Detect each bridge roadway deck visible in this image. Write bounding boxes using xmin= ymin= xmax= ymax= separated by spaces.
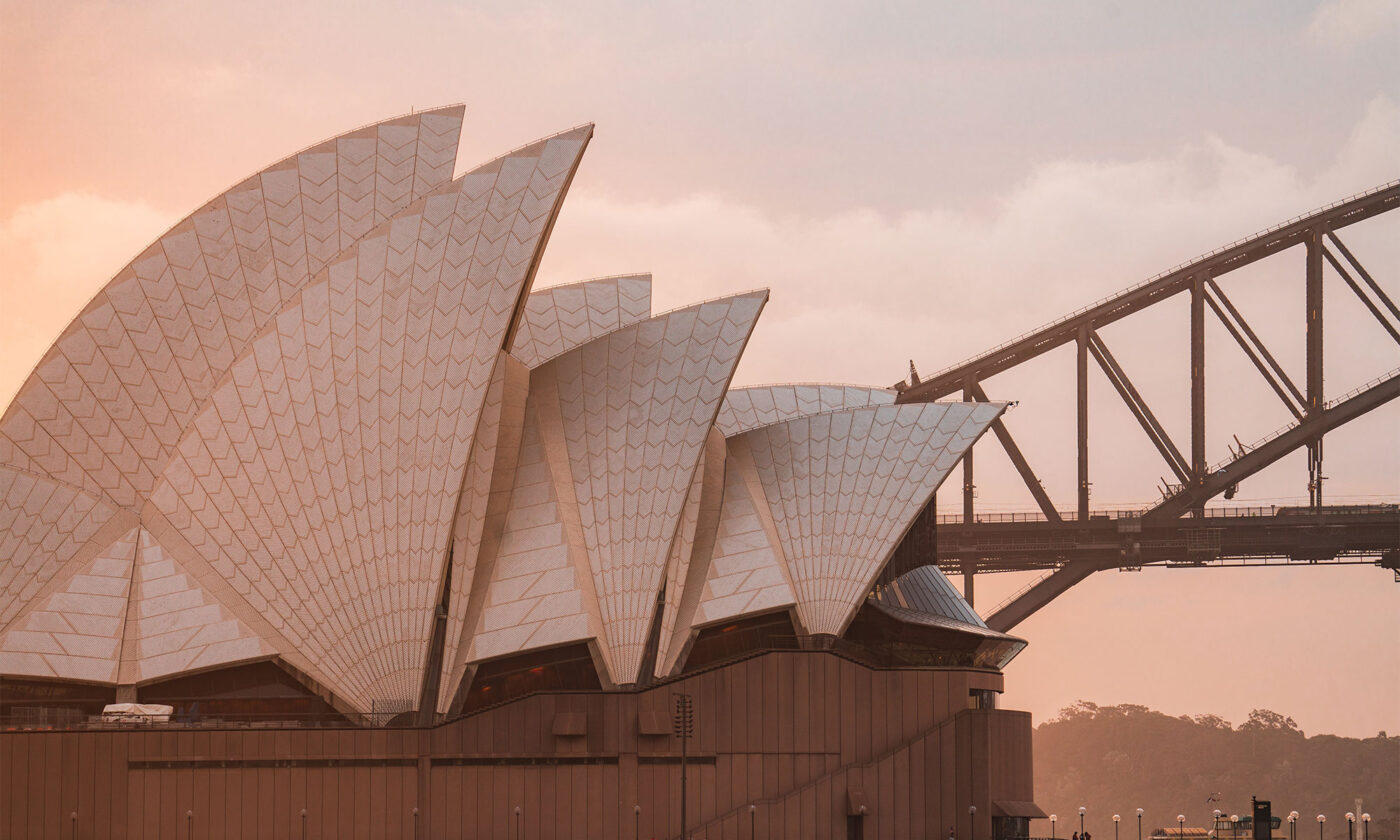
xmin=932 ymin=504 xmax=1400 ymax=575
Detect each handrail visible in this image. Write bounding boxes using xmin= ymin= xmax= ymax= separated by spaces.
xmin=936 ymin=503 xmax=1398 ymax=525
xmin=1199 ymin=368 xmax=1400 ymax=475
xmin=987 ymin=570 xmax=1058 ymax=617
xmin=913 ymin=180 xmax=1400 ymax=389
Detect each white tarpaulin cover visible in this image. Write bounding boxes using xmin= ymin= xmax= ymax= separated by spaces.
xmin=101 ymin=703 xmax=173 ymax=721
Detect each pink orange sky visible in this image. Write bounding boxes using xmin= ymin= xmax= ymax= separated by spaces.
xmin=1 ymin=0 xmax=1397 ymax=737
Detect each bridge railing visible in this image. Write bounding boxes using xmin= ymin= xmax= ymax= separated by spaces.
xmin=915 ymin=180 xmax=1400 ymax=388
xmin=936 ymin=503 xmax=1398 ymax=525
xmin=1198 ymin=367 xmax=1400 ymax=475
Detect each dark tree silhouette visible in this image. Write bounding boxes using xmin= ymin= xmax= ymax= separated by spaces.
xmin=1035 ymin=703 xmax=1396 ymax=840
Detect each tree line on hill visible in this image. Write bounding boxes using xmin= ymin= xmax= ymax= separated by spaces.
xmin=1033 ymin=702 xmax=1397 ymax=840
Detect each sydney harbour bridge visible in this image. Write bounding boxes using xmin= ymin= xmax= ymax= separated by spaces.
xmin=894 ymin=180 xmax=1400 ymax=632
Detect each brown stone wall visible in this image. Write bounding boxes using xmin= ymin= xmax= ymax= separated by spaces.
xmin=0 ymin=651 xmax=1034 ymax=839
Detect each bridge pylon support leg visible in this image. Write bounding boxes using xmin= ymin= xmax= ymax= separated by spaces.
xmin=1307 ymin=227 xmax=1325 ymax=508
xmin=1077 ymin=327 xmax=1090 ymax=522
xmin=1191 ymin=274 xmax=1206 ymax=517
xmin=963 ymin=376 xmax=977 ymax=607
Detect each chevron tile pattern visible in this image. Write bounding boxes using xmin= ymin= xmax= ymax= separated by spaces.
xmin=436 ymin=353 xmax=532 ymax=712
xmin=538 ymin=292 xmax=766 ymax=683
xmin=0 ymin=466 xmax=119 ymax=628
xmin=739 ymin=402 xmax=1003 ymax=636
xmin=464 ymin=396 xmax=596 ymax=668
xmin=0 ymin=108 xmax=465 ymax=518
xmin=653 ymin=433 xmax=709 ymax=673
xmin=692 ymin=439 xmax=797 ymax=628
xmin=655 ymin=427 xmax=728 ymax=678
xmin=0 ymin=526 xmax=136 ymax=682
xmin=120 ymin=529 xmax=270 ymax=683
xmin=715 ymin=384 xmax=895 ymax=437
xmin=0 ymin=111 xmax=1013 ymax=723
xmin=144 ymin=126 xmax=592 ymax=712
xmin=510 ymin=274 xmax=653 ymax=368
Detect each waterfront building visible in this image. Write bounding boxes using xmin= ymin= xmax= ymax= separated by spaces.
xmin=0 ymin=106 xmax=1040 ymax=839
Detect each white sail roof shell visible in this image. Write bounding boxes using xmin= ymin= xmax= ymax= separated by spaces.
xmin=693 ymin=402 xmax=1004 ymax=637
xmin=510 ymin=274 xmax=653 ymax=368
xmin=0 ymin=111 xmax=1006 ymax=719
xmin=716 ymin=384 xmax=895 ymax=437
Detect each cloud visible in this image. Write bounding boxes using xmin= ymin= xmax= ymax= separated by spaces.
xmin=0 ymin=193 xmax=173 ymax=406
xmin=539 ymin=97 xmax=1399 ymax=387
xmin=3 ymin=98 xmax=1395 ymax=502
xmin=1307 ymin=0 xmax=1400 ymax=47
xmin=538 ymin=96 xmax=1400 ymax=506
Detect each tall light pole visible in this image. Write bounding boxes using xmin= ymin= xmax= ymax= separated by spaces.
xmin=1346 ymin=813 xmax=1355 ymax=840
xmin=1317 ymin=814 xmax=1326 ymax=840
xmin=1115 ymin=814 xmax=1122 ymax=840
xmin=1082 ymin=807 xmax=1088 ymax=838
xmin=1179 ymin=814 xmax=1186 ymax=840
xmin=1215 ymin=810 xmax=1224 ymax=838
xmin=634 ymin=804 xmax=641 ymax=840
xmin=749 ymin=804 xmax=757 ymax=840
xmin=1053 ymin=814 xmax=1059 ymax=840
xmin=1290 ymin=812 xmax=1299 ymax=840
xmin=1138 ymin=809 xmax=1144 ymax=840
xmin=673 ymin=693 xmax=694 ymax=840
xmin=1361 ymin=814 xmax=1370 ymax=840
xmin=1232 ymin=815 xmax=1240 ymax=840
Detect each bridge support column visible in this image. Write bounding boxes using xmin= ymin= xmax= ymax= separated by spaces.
xmin=1191 ymin=273 xmax=1206 ymax=517
xmin=963 ymin=376 xmax=977 ymax=607
xmin=1077 ymin=327 xmax=1090 ymax=521
xmin=1307 ymin=227 xmax=1325 ymax=507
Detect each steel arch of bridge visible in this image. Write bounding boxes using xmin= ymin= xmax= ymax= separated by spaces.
xmin=895 ymin=180 xmax=1400 ymax=632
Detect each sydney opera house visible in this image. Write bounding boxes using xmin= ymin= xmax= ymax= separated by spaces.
xmin=0 ymin=106 xmax=1041 ymax=838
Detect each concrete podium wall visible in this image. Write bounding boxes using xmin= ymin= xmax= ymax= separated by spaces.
xmin=1 ymin=650 xmax=1034 ymax=839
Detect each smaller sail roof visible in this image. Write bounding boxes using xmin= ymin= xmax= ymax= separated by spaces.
xmin=876 ymin=563 xmax=985 ymax=627
xmin=716 ymin=383 xmax=895 ymax=437
xmin=510 ymin=274 xmax=653 ymax=367
xmin=731 ymin=401 xmax=1004 ymax=636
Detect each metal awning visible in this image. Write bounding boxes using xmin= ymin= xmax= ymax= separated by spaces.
xmin=993 ymin=801 xmax=1049 ymax=818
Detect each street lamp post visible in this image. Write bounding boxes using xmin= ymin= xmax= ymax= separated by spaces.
xmin=1361 ymin=815 xmax=1370 ymax=840
xmin=1346 ymin=814 xmax=1355 ymax=840
xmin=1053 ymin=814 xmax=1059 ymax=840
xmin=1138 ymin=809 xmax=1144 ymax=840
xmin=673 ymin=693 xmax=694 ymax=840
xmin=1082 ymin=807 xmax=1088 ymax=838
xmin=1232 ymin=815 xmax=1240 ymax=840
xmin=634 ymin=805 xmax=641 ymax=840
xmin=971 ymin=805 xmax=978 ymax=840
xmin=1179 ymin=815 xmax=1187 ymax=840
xmin=1215 ymin=810 xmax=1223 ymax=838
xmin=1290 ymin=812 xmax=1299 ymax=840
xmin=1318 ymin=814 xmax=1326 ymax=840
xmin=1115 ymin=814 xmax=1122 ymax=840
xmin=514 ymin=806 xmax=522 ymax=840
xmin=750 ymin=804 xmax=757 ymax=840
